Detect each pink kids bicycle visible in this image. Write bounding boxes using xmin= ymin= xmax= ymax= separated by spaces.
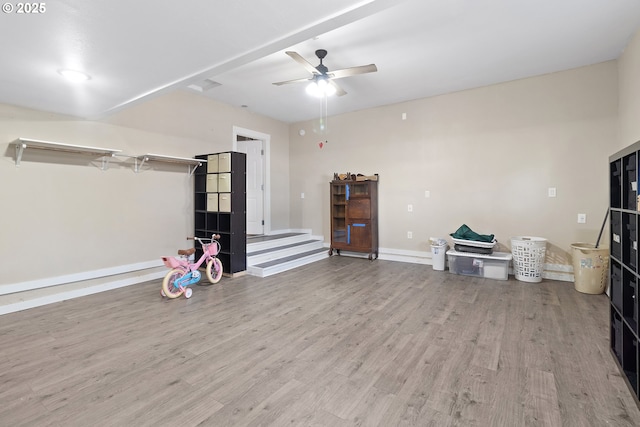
xmin=160 ymin=234 xmax=223 ymax=299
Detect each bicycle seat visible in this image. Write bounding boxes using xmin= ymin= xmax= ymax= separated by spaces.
xmin=178 ymin=248 xmax=196 ymax=256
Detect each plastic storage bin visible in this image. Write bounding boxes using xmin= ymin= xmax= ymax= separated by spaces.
xmin=446 ymin=249 xmax=512 ymax=280
xmin=511 ymin=236 xmax=547 ymax=283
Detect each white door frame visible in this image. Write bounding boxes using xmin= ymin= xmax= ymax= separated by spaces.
xmin=232 ymin=126 xmax=271 ymax=235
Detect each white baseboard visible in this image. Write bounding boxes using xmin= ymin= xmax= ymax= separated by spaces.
xmin=0 ymin=269 xmax=166 ymax=316
xmin=1 ymin=259 xmax=164 ymax=296
xmin=378 ymin=247 xmax=431 ymax=264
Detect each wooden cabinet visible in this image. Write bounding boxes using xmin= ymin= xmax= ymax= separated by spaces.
xmin=329 ymin=178 xmax=378 ymax=260
xmin=194 ymin=151 xmax=246 ymax=275
xmin=610 ymin=142 xmax=640 ymax=405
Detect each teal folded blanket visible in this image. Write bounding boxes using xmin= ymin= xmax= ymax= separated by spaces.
xmin=450 ymin=224 xmax=495 ymax=243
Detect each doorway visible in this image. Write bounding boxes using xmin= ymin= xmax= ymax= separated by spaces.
xmin=233 ymin=126 xmax=270 ymax=235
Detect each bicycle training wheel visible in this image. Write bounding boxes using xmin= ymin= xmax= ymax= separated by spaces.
xmin=162 ymin=268 xmax=186 ymax=299
xmin=206 ymin=258 xmax=223 ymax=284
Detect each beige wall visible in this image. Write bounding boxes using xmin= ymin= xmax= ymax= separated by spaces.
xmin=619 ymin=29 xmax=640 ymax=149
xmin=104 ymin=91 xmax=292 ymax=232
xmin=0 ymin=92 xmax=289 ymax=285
xmin=4 ymin=33 xmax=639 ymax=287
xmin=289 ymin=61 xmax=620 ymax=264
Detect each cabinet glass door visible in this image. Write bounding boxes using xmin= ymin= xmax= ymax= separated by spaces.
xmin=348 ymin=182 xmax=370 ymax=198
xmin=332 ymin=184 xmax=347 ymax=243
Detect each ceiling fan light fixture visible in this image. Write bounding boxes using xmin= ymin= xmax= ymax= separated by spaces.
xmin=306 ymin=77 xmax=336 ymax=98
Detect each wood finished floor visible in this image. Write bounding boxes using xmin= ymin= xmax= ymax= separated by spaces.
xmin=1 ymin=257 xmax=639 ymax=426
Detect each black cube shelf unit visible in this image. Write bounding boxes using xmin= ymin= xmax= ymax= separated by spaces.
xmin=194 ymin=151 xmax=246 ymax=275
xmin=610 ymin=142 xmax=640 ymax=406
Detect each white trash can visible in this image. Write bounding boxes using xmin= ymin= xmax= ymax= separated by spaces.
xmin=511 ymin=236 xmax=547 ymax=283
xmin=430 ymin=237 xmax=448 ymax=271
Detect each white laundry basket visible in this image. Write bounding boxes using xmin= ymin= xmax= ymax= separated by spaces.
xmin=511 ymin=236 xmax=547 ymax=283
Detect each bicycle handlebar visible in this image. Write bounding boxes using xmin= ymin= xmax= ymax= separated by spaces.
xmin=186 ymin=234 xmax=221 ymax=242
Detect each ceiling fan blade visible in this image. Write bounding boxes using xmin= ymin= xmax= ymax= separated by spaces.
xmin=286 ymin=51 xmax=320 ymax=75
xmin=330 ymin=80 xmax=347 ymax=96
xmin=329 ymin=64 xmax=377 ymax=80
xmin=272 ymin=77 xmax=312 ymax=86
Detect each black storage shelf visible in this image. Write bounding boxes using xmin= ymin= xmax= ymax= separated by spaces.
xmin=610 ymin=142 xmax=640 ymax=406
xmin=193 ymin=152 xmax=246 ymax=275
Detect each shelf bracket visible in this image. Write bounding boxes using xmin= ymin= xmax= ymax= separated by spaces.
xmin=100 ymin=154 xmax=115 ymax=171
xmin=188 ymin=162 xmax=203 ymax=177
xmin=15 ymin=142 xmax=26 ymax=166
xmin=134 ymin=156 xmax=148 ymax=174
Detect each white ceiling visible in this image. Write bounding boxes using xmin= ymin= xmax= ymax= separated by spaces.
xmin=2 ymin=0 xmax=640 ymax=123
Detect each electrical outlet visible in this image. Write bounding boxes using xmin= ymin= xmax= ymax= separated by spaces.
xmin=425 ymin=190 xmax=430 ymax=198
xmin=407 ymin=204 xmax=413 ymax=212
xmin=300 ymin=192 xmax=305 ymax=199
xmin=402 ymin=112 xmax=407 ymax=120
xmin=548 ymin=187 xmax=556 ymax=197
xmin=407 ymin=231 xmax=413 ymax=239
xmin=578 ymin=213 xmax=586 ymax=223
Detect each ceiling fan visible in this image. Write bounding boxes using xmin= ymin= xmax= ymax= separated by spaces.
xmin=273 ymin=49 xmax=377 ymax=96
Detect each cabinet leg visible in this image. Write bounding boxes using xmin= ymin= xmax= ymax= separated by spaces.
xmin=329 ymin=248 xmax=333 ymax=256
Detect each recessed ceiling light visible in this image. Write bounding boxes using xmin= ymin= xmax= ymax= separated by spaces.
xmin=58 ymin=69 xmax=91 ymax=82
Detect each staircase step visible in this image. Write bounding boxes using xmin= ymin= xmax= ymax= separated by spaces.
xmin=247 ymin=233 xmax=310 ymax=252
xmin=248 ymin=239 xmax=324 ymax=264
xmin=247 ymin=247 xmax=329 ymax=278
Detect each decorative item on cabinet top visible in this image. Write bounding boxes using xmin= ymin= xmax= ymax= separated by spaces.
xmin=333 ymin=172 xmax=379 ymax=181
xmin=11 ymin=137 xmax=206 ymax=174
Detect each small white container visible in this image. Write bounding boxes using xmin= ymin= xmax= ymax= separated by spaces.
xmin=219 ymin=194 xmax=231 ymax=212
xmin=206 ymin=175 xmax=218 ymax=193
xmin=207 ymin=154 xmax=219 ymax=173
xmin=218 ymin=173 xmax=232 ymax=192
xmin=431 ymin=244 xmax=448 ymax=271
xmin=446 ymin=249 xmax=512 ymax=281
xmin=218 ymin=152 xmax=232 ymax=172
xmin=206 ymin=193 xmax=218 ymax=212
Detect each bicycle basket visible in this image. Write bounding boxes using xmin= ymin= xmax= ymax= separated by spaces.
xmin=204 ymin=241 xmax=220 ymax=256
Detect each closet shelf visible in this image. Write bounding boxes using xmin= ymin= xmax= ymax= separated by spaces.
xmin=14 ymin=138 xmax=122 ymax=169
xmin=134 ymin=153 xmax=206 ymax=175
xmin=12 ymin=138 xmax=205 ymax=175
